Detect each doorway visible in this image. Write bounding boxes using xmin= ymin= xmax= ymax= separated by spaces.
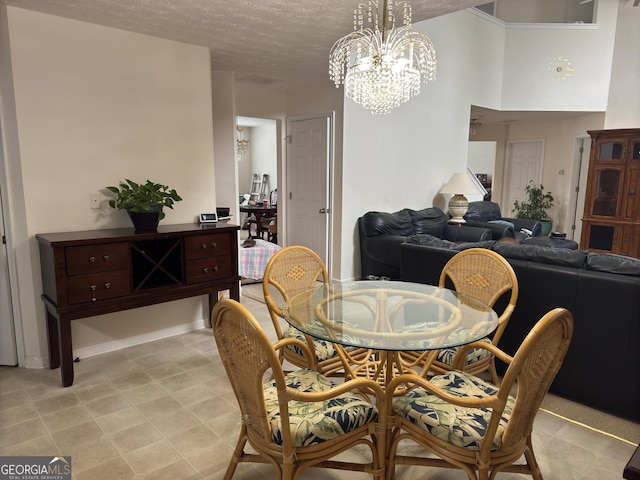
xmin=286 ymin=115 xmax=332 ymax=266
xmin=236 ymin=116 xmax=278 ymax=237
xmin=503 ymin=140 xmax=545 ymax=217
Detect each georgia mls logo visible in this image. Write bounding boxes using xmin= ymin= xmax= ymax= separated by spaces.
xmin=0 ymin=456 xmax=71 ymax=480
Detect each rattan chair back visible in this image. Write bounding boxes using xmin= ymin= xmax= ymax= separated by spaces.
xmin=262 ymin=245 xmax=328 ymax=340
xmin=433 ymin=247 xmax=519 ymax=382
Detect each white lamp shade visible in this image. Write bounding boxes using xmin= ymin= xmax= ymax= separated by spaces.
xmin=440 ymin=173 xmax=481 ymax=224
xmin=440 ymin=173 xmax=481 ymax=195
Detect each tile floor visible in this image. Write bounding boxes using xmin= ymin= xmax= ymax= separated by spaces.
xmin=0 ymin=294 xmax=637 ymax=479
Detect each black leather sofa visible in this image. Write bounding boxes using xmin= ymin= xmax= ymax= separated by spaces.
xmin=463 ymin=201 xmax=542 ymax=241
xmin=400 ymin=235 xmax=640 ymax=421
xmin=358 ymin=207 xmax=492 ymax=280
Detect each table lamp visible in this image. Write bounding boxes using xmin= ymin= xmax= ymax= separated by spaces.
xmin=440 ymin=172 xmax=481 ymax=224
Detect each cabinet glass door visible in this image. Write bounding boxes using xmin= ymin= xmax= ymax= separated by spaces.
xmin=597 ymin=141 xmax=625 ymax=161
xmin=592 ymin=168 xmax=620 ymax=217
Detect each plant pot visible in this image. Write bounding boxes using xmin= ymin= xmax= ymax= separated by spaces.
xmin=540 ymin=220 xmax=553 ymax=236
xmin=127 ymin=204 xmax=163 ymax=233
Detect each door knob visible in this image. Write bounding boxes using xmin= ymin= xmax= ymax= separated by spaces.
xmin=319 ymin=208 xmax=330 ymax=214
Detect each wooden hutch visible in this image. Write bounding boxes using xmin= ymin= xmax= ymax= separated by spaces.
xmin=580 ymin=129 xmax=640 ymax=258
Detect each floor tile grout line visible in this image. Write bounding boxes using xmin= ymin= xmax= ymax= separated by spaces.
xmin=539 ymin=407 xmax=636 ymax=446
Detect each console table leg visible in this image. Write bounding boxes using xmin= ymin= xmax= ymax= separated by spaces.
xmin=46 ymin=310 xmax=60 ymax=369
xmin=57 ymin=317 xmax=74 ymax=387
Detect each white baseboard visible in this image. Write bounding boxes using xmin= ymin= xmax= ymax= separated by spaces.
xmin=72 ymin=319 xmax=207 ymax=360
xmin=22 ymin=320 xmax=208 ymax=369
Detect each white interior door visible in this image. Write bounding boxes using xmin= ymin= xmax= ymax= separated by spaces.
xmin=503 ymin=140 xmax=545 ymax=217
xmin=0 ymin=187 xmax=17 ymax=365
xmin=286 ymin=116 xmax=331 ymax=264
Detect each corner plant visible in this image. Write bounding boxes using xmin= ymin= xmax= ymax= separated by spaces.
xmin=512 ymin=181 xmax=554 ymax=221
xmin=105 ymin=179 xmax=182 ymax=220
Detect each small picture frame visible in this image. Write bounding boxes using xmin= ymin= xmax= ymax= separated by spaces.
xmin=199 ymin=212 xmax=218 ymax=223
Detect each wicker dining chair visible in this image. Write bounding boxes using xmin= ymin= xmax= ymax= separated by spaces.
xmin=263 ymin=245 xmax=368 ymax=376
xmin=402 ymin=247 xmax=519 ymax=383
xmin=385 ymin=307 xmax=574 ymax=480
xmin=212 ymin=298 xmax=385 ymax=480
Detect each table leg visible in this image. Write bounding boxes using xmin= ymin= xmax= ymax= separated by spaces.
xmin=46 ymin=310 xmax=60 ymax=369
xmin=252 ymin=213 xmax=263 ymax=239
xmin=57 ymin=316 xmax=74 ymax=387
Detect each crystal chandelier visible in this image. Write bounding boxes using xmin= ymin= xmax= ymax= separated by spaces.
xmin=236 ymin=126 xmax=250 ymax=161
xmin=329 ymin=0 xmax=437 ymax=115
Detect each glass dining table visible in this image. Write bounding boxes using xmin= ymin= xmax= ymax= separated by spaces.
xmin=283 ymin=280 xmax=498 ymax=387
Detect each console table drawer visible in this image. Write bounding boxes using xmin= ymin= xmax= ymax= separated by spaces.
xmin=66 ymin=243 xmax=130 ymax=275
xmin=186 ymin=256 xmax=232 ymax=284
xmin=184 ymin=234 xmax=231 ymax=260
xmin=67 ymin=269 xmax=131 ymax=304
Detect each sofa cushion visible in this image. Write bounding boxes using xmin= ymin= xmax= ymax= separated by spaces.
xmin=586 ymin=253 xmax=640 ymax=276
xmin=464 ymin=201 xmax=503 ymax=222
xmin=492 ymin=243 xmax=587 ymax=268
xmin=360 ymin=209 xmax=414 ymax=236
xmin=408 ymin=207 xmax=448 ymax=237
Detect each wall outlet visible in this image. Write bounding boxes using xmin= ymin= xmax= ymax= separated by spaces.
xmin=90 ymin=193 xmax=101 ymax=209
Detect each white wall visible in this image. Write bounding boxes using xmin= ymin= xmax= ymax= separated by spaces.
xmin=604 ymin=1 xmax=640 ymax=128
xmin=3 ymin=7 xmax=216 ymax=366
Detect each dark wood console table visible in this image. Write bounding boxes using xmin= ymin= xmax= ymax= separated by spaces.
xmin=36 ymin=223 xmax=240 ymax=387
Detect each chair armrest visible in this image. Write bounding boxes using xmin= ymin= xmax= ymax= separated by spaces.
xmin=385 ymin=373 xmax=503 ymax=411
xmin=503 ymin=217 xmax=542 ymax=237
xmin=443 ymin=225 xmax=492 ymax=242
xmin=273 ymin=337 xmax=315 ymax=369
xmin=463 ymin=221 xmax=515 ymax=240
xmin=451 ymin=341 xmax=513 ymax=371
xmin=287 ymin=377 xmax=385 ymax=407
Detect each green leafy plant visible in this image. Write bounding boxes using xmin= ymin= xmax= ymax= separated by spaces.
xmin=105 ymin=179 xmax=182 ymax=220
xmin=512 ymin=181 xmax=554 ymax=221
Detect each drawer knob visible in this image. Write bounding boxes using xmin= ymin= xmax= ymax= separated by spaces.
xmin=90 ymin=285 xmax=96 ymax=291
xmin=203 ymin=267 xmax=208 ymax=273
xmin=103 ymin=255 xmax=110 ymax=261
xmin=89 ymin=256 xmax=96 ymax=263
xmin=210 ymin=242 xmax=217 ymax=248
xmin=201 ymin=243 xmax=207 ymax=250
xmin=214 ymin=266 xmax=219 ymax=271
xmin=104 ymin=282 xmax=111 ymax=289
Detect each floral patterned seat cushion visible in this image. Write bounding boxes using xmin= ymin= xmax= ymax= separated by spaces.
xmin=264 ymin=369 xmax=378 ymax=447
xmin=436 ymin=336 xmax=492 ymax=366
xmin=392 ymin=371 xmax=514 ymax=451
xmin=283 ymin=326 xmax=336 ymax=361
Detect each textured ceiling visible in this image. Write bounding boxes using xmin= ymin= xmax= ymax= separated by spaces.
xmin=0 ymin=0 xmax=489 ymax=88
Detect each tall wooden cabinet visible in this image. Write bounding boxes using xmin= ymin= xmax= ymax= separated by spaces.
xmin=580 ymin=129 xmax=640 ymax=258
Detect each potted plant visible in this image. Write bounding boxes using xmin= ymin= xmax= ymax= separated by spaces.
xmin=512 ymin=181 xmax=554 ymax=235
xmin=105 ymin=179 xmax=182 ymax=232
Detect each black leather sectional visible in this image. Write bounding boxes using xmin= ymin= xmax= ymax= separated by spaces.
xmin=400 ymin=237 xmax=640 ymax=421
xmin=358 ymin=207 xmax=491 ymax=280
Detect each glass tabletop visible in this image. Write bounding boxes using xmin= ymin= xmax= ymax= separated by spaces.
xmin=283 ymin=280 xmax=498 ymax=351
